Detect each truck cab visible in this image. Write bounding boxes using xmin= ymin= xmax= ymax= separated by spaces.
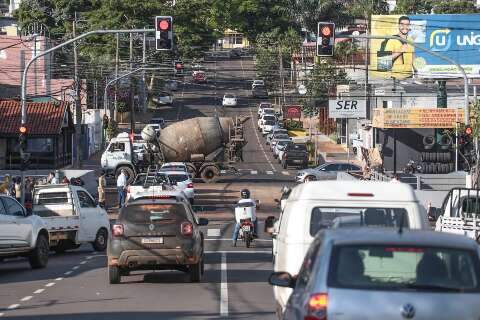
xmin=101 ymin=132 xmax=136 ymax=182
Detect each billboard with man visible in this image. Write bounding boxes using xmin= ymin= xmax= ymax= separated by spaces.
xmin=370 ymin=14 xmax=480 ymax=79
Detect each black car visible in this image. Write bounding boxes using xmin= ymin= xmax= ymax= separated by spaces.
xmin=252 ymin=85 xmax=268 ymax=98
xmin=107 ymin=194 xmax=208 ymax=284
xmin=281 ymin=143 xmax=308 ymax=169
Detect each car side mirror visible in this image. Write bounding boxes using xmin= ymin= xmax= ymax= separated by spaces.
xmin=264 ymin=215 xmax=276 ymax=234
xmin=268 ymin=272 xmax=296 ymax=288
xmin=198 ymin=218 xmax=209 ymax=226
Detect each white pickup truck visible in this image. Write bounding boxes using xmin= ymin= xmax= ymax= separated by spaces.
xmin=434 ymin=188 xmax=480 ymax=242
xmin=33 ymin=184 xmax=111 ymax=253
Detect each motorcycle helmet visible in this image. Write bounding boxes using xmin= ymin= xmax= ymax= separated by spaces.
xmin=240 ymin=189 xmax=250 ymax=199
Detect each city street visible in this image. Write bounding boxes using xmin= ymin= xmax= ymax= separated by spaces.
xmin=0 ymin=57 xmax=284 ymax=319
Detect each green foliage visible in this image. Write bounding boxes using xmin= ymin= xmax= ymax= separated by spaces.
xmin=306 ymin=59 xmax=349 ymax=103
xmin=116 ymin=100 xmax=129 ymax=113
xmin=334 ymin=41 xmax=358 ymax=64
xmin=106 ymin=119 xmax=118 ymax=140
xmin=392 ymin=0 xmax=433 ymax=14
xmin=292 ymin=0 xmax=353 ymax=33
xmin=433 ymin=1 xmax=480 ymax=14
xmin=286 ymin=120 xmax=303 ymax=130
xmin=347 ymin=0 xmax=389 ymax=19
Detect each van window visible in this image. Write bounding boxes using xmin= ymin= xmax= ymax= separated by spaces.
xmin=310 ymin=207 xmax=409 ymax=236
xmin=108 ymin=142 xmax=125 ymax=152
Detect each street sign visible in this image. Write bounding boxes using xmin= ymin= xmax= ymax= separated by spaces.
xmin=336 ymin=85 xmax=350 ymax=94
xmin=283 ymin=105 xmax=302 ymax=119
xmin=374 ymin=89 xmax=386 ymax=96
xmin=328 ymin=99 xmax=366 ymax=118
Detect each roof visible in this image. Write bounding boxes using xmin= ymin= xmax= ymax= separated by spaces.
xmin=321 ymin=228 xmax=479 ymax=250
xmin=289 ymin=181 xmax=418 ymax=202
xmin=0 ymin=100 xmax=70 ymax=136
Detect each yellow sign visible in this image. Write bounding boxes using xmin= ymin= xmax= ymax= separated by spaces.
xmin=372 ymin=108 xmax=464 ymax=128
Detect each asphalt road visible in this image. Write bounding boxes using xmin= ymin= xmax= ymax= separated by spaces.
xmin=0 ymin=56 xmax=291 ymax=320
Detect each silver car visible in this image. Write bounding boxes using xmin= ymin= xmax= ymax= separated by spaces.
xmin=296 ymin=162 xmax=360 ymax=183
xmin=270 ymin=228 xmax=480 ymax=320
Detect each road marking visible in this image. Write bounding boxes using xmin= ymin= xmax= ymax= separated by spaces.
xmin=205 ymin=250 xmax=271 ymax=254
xmin=220 ymin=170 xmax=226 ymax=174
xmin=204 ymin=238 xmax=272 ymax=242
xmin=20 ymin=296 xmax=32 ymax=302
xmin=7 ymin=304 xmax=19 ymax=310
xmin=207 ymin=229 xmax=221 ymax=237
xmin=250 ymin=170 xmax=258 ymax=175
xmin=266 ymin=170 xmax=274 ymax=175
xmin=282 ymin=171 xmax=290 ymax=175
xmin=64 ymin=271 xmax=73 ymax=275
xmin=33 ymin=289 xmax=44 ymax=294
xmin=220 ymin=252 xmax=228 ymax=317
xmin=80 ymin=261 xmax=87 ymax=265
xmin=72 ymin=266 xmax=79 ymax=270
xmin=249 ymin=109 xmax=276 ymax=172
xmin=45 ymin=282 xmax=55 ymax=287
xmin=86 ymin=256 xmax=94 ymax=260
xmin=55 ymin=277 xmax=64 ymax=281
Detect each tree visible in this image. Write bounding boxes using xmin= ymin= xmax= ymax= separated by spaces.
xmin=433 ymin=1 xmax=480 ymax=14
xmin=348 ymin=0 xmax=389 ymax=19
xmin=392 ymin=0 xmax=433 ymax=14
xmin=306 ymin=60 xmax=348 ymax=105
xmin=293 ymin=0 xmax=353 ymax=34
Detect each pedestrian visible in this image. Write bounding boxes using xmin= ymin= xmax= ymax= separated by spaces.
xmin=116 ymin=169 xmax=128 ymax=208
xmin=14 ymin=176 xmax=22 ymax=202
xmin=98 ymin=170 xmax=107 ymax=209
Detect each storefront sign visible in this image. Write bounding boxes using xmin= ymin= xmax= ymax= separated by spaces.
xmin=283 ymin=105 xmax=302 ymax=119
xmin=372 ymin=108 xmax=464 ymax=128
xmin=328 ymin=99 xmax=366 ymax=118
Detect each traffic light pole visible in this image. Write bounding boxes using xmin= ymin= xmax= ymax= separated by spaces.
xmin=19 ymin=28 xmax=154 ymax=206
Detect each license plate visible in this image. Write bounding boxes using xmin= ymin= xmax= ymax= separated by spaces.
xmin=141 ymin=237 xmax=163 ymax=244
xmin=242 ymin=225 xmax=251 ymax=232
xmin=293 ymin=160 xmax=302 ymax=163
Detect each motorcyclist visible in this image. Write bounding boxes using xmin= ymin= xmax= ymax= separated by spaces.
xmin=232 ymin=189 xmax=258 ymax=246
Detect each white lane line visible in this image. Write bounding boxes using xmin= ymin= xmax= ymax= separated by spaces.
xmin=220 ymin=252 xmax=228 ymax=317
xmin=266 ymin=170 xmax=274 ymax=175
xmin=33 ymin=289 xmax=45 ymax=294
xmin=282 ymin=171 xmax=290 ymax=176
xmin=64 ymin=271 xmax=73 ymax=275
xmin=72 ymin=266 xmax=79 ymax=270
xmin=20 ymin=296 xmax=32 ymax=302
xmin=86 ymin=256 xmax=94 ymax=260
xmin=249 ymin=109 xmax=276 ymax=172
xmin=250 ymin=170 xmax=258 ymax=175
xmin=205 ymin=250 xmax=271 ymax=254
xmin=45 ymin=282 xmax=55 ymax=287
xmin=55 ymin=277 xmax=64 ymax=281
xmin=204 ymin=238 xmax=272 ymax=242
xmin=7 ymin=304 xmax=20 ymax=310
xmin=220 ymin=170 xmax=226 ymax=174
xmin=207 ymin=229 xmax=221 ymax=237
xmin=0 ymin=312 xmax=4 ymax=317
xmin=80 ymin=261 xmax=87 ymax=265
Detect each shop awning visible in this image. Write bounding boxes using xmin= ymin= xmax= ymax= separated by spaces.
xmin=372 ymin=108 xmax=464 ymax=129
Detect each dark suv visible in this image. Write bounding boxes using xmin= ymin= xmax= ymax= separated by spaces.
xmin=281 ymin=143 xmax=308 ymax=169
xmin=107 ymin=194 xmax=208 ymax=284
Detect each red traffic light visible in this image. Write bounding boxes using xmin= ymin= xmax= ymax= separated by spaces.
xmin=321 ymin=26 xmax=332 ymax=37
xmin=158 ymin=19 xmax=170 ymax=31
xmin=465 ymin=126 xmax=473 ymax=136
xmin=19 ymin=126 xmax=27 ymax=134
xmin=175 ymin=63 xmax=182 ymax=69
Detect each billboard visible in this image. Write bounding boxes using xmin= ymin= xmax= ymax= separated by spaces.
xmin=283 ymin=105 xmax=302 ymax=119
xmin=372 ymin=108 xmax=464 ymax=128
xmin=328 ymin=99 xmax=366 ymax=118
xmin=370 ymin=14 xmax=480 ymax=79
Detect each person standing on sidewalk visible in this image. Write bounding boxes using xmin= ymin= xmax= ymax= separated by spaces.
xmin=98 ymin=170 xmax=107 ymax=209
xmin=14 ymin=177 xmax=22 ymax=202
xmin=116 ymin=169 xmax=128 ymax=208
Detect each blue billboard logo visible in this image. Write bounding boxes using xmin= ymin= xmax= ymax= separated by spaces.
xmin=430 ymin=29 xmax=451 ymax=51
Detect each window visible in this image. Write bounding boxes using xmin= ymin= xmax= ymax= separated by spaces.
xmin=234 ymin=34 xmax=243 ymax=45
xmin=121 ymin=203 xmax=188 ymax=223
xmin=0 ymin=198 xmax=8 ymax=215
xmin=310 ymin=207 xmax=409 ymax=236
xmin=108 ymin=143 xmax=125 ymax=152
xmin=168 ymin=174 xmax=189 ymax=184
xmin=77 ymin=191 xmax=97 ymax=208
xmin=324 ymin=164 xmax=342 ymax=171
xmin=36 ymin=192 xmax=69 ymax=205
xmin=296 ymin=237 xmax=323 ymax=289
xmin=328 ymin=245 xmax=480 ymax=292
xmin=2 ymin=197 xmax=25 ymax=217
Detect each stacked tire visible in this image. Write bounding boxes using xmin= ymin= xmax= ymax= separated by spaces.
xmin=420 ymin=152 xmax=454 ymax=174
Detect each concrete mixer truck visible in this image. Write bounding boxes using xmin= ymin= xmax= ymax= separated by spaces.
xmin=101 ymin=116 xmax=247 ymax=183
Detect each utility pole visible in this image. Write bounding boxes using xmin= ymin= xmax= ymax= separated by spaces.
xmin=73 ymin=12 xmax=82 ymax=168
xmin=279 ymin=46 xmax=285 ymax=104
xmin=142 ymin=29 xmax=147 ymax=112
xmin=113 ymin=33 xmax=119 ymax=120
xmin=130 ymin=32 xmax=135 ymax=134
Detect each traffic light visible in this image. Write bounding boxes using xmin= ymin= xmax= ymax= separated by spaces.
xmin=103 ymin=115 xmax=109 ymax=130
xmin=174 ymin=60 xmax=183 ymax=73
xmin=19 ymin=126 xmax=30 ymax=171
xmin=465 ymin=125 xmax=473 ymax=136
xmin=155 ymin=16 xmax=173 ymax=51
xmin=317 ymin=22 xmax=335 ymax=57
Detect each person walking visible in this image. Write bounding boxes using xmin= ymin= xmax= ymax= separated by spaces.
xmin=98 ymin=170 xmax=107 ymax=209
xmin=116 ymin=169 xmax=128 ymax=208
xmin=14 ymin=177 xmax=22 ymax=202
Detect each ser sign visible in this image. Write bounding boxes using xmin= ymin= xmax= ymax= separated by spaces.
xmin=328 ymin=99 xmax=366 ymax=119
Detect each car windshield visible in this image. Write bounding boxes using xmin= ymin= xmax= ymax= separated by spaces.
xmin=225 ymin=94 xmax=235 ymax=99
xmin=150 ymin=119 xmax=164 ymax=124
xmin=263 ymin=116 xmax=276 ymax=121
xmin=277 ymin=140 xmax=290 ymax=147
xmin=161 ymin=165 xmax=186 ymax=171
xmin=287 ymin=144 xmax=307 ymax=151
xmin=329 ymin=245 xmax=480 ymax=292
xmin=167 ymin=174 xmax=189 ymax=184
xmin=274 ymin=134 xmax=290 ymax=140
xmin=259 ymin=103 xmax=271 ymax=108
xmin=310 ymin=207 xmax=409 ymax=235
xmin=121 ymin=203 xmax=188 ymax=224
xmin=263 ymin=109 xmax=274 ymax=114
xmin=264 ymin=120 xmax=276 ymax=126
xmin=132 ymin=175 xmax=166 ymax=186
xmin=159 ymin=93 xmax=170 ymax=97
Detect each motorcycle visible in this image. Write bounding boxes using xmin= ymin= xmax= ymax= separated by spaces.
xmin=234 ymin=201 xmax=256 ymax=248
xmin=403 ymin=160 xmax=422 ymax=174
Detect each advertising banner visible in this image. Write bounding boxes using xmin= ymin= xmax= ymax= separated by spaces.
xmin=328 ymin=99 xmax=366 ymax=118
xmin=372 ymin=108 xmax=464 ymax=128
xmin=370 ymin=14 xmax=480 ymax=79
xmin=283 ymin=105 xmax=302 ymax=119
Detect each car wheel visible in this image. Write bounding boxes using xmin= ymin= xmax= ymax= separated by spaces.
xmin=200 ymin=166 xmax=220 ymax=183
xmin=189 ymin=259 xmax=202 ymax=282
xmin=109 ymin=265 xmax=121 ymax=284
xmin=53 ymin=240 xmax=73 ymax=254
xmin=92 ymin=228 xmax=108 ymax=252
xmin=29 ymin=234 xmax=49 ymax=269
xmin=304 ymin=175 xmax=316 ymax=182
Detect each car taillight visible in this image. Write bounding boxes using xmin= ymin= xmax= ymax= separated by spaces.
xmin=181 ymin=222 xmax=193 ymax=236
xmin=112 ymin=224 xmax=124 ymax=237
xmin=187 ymin=182 xmax=194 ymax=188
xmin=304 ymin=293 xmax=328 ymax=320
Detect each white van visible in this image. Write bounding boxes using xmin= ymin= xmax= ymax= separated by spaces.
xmin=270 ymin=180 xmax=429 ymax=314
